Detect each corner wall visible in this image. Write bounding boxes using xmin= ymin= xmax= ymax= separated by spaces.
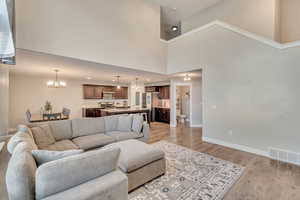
xmin=167 ymin=25 xmax=300 ymax=153
xmin=0 ymin=65 xmax=9 ymax=135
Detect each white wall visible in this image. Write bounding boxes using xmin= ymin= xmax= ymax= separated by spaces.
xmin=280 ymin=0 xmax=300 ymax=43
xmin=167 ymin=25 xmax=300 ymax=153
xmin=9 ymin=74 xmax=130 ymax=129
xmin=0 ymin=65 xmax=9 ymax=135
xmin=170 ymin=77 xmax=202 ymax=127
xmin=15 ymin=0 xmax=167 ymax=74
xmin=181 ymin=0 xmax=278 ymax=40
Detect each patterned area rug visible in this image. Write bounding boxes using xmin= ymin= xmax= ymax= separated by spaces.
xmin=129 ymin=141 xmax=244 ymax=200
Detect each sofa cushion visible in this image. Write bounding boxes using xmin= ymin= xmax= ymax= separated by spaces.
xmin=72 ymin=134 xmax=116 ymax=150
xmin=6 ymin=142 xmax=37 ymax=200
xmin=131 ymin=114 xmax=144 ymax=133
xmin=117 ymin=115 xmax=133 ymax=132
xmin=106 ymin=131 xmax=143 ymax=142
xmin=39 ymin=140 xmax=79 ymax=151
xmin=32 ymin=149 xmax=83 ymax=166
xmin=105 ymin=140 xmax=165 ymax=173
xmin=35 ymin=147 xmax=121 ymax=200
xmin=31 ymin=125 xmax=56 ymax=148
xmin=49 ymin=120 xmax=73 ymax=141
xmin=104 ymin=115 xmax=119 ymax=132
xmin=7 ymin=131 xmax=37 ymax=154
xmin=72 ymin=118 xmax=105 ymax=138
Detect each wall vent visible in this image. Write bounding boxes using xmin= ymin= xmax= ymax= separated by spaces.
xmin=269 ymin=148 xmax=299 ymax=166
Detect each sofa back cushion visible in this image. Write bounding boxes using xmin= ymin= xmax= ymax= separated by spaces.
xmin=6 ymin=142 xmax=37 ymax=200
xmin=72 ymin=118 xmax=105 ymax=138
xmin=117 ymin=115 xmax=133 ymax=132
xmin=48 ymin=120 xmax=73 ymax=141
xmin=32 ymin=149 xmax=83 ymax=166
xmin=105 ymin=115 xmax=119 ymax=132
xmin=35 ymin=147 xmax=121 ymax=199
xmin=31 ymin=125 xmax=56 ymax=149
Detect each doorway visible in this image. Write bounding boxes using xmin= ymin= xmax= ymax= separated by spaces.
xmin=175 ymin=84 xmax=192 ymax=127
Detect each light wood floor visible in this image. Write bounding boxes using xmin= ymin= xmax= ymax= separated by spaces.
xmin=149 ymin=122 xmax=300 ymax=200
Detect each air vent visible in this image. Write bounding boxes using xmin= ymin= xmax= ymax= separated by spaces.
xmin=269 ymin=148 xmax=299 ymax=166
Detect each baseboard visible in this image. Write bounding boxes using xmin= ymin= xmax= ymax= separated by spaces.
xmin=190 ymin=124 xmax=203 ymax=128
xmin=170 ymin=123 xmax=176 ymax=128
xmin=203 ymin=137 xmax=269 ymax=157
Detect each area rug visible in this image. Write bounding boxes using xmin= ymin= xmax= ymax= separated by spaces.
xmin=129 ymin=141 xmax=244 ymax=200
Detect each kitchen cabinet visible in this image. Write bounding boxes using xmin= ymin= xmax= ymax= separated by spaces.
xmin=114 ymin=87 xmax=128 ymax=99
xmin=83 ymin=85 xmax=99 ymax=99
xmin=155 ymin=108 xmax=170 ymax=123
xmin=145 ymin=86 xmax=159 ymax=93
xmin=83 ymin=84 xmax=128 ymax=99
xmin=145 ymin=85 xmax=170 ymax=99
xmin=158 ymin=86 xmax=170 ymax=99
xmin=83 ymin=108 xmax=102 ymax=118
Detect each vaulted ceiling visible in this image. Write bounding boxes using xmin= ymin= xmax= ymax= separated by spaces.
xmin=151 ymin=0 xmax=223 ymax=25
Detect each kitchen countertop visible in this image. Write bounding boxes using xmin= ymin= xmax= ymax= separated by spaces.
xmin=101 ymin=107 xmax=150 ymax=113
xmin=153 ymin=107 xmax=170 ymax=109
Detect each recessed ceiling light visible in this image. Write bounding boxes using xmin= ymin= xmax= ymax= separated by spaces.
xmin=171 ymin=26 xmax=178 ymax=31
xmin=86 ymin=77 xmax=92 ymax=80
xmin=112 ymin=79 xmax=116 ymax=82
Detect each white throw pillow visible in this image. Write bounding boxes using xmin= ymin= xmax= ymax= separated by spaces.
xmin=132 ymin=114 xmax=144 ymax=133
xmin=7 ymin=131 xmax=37 ymax=154
xmin=117 ymin=115 xmax=133 ymax=132
xmin=32 ymin=149 xmax=83 ymax=166
xmin=31 ymin=125 xmax=56 ymax=148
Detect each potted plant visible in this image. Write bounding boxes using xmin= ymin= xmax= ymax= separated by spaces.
xmin=44 ymin=101 xmax=52 ymax=114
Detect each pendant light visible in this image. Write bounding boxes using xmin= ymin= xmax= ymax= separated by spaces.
xmin=116 ymin=75 xmax=121 ymax=89
xmin=47 ymin=69 xmax=67 ymax=88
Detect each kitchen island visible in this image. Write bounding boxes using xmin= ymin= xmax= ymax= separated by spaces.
xmin=101 ymin=107 xmax=151 ymax=124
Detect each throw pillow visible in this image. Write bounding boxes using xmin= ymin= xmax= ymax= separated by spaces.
xmin=132 ymin=114 xmax=144 ymax=133
xmin=31 ymin=125 xmax=56 ymax=148
xmin=7 ymin=131 xmax=37 ymax=154
xmin=117 ymin=115 xmax=133 ymax=132
xmin=32 ymin=149 xmax=83 ymax=166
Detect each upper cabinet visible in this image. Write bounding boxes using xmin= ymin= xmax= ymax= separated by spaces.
xmin=158 ymin=86 xmax=170 ymax=99
xmin=83 ymin=85 xmax=128 ymax=99
xmin=145 ymin=85 xmax=170 ymax=99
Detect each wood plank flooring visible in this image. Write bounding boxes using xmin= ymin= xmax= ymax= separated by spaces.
xmin=149 ymin=122 xmax=300 ymax=200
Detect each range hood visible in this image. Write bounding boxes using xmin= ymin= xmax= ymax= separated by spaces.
xmin=0 ymin=0 xmax=15 ymax=65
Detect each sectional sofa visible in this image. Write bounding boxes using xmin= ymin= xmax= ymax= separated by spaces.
xmin=5 ymin=114 xmax=152 ymax=200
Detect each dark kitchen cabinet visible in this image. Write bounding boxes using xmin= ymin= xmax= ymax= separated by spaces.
xmin=83 ymin=85 xmax=98 ymax=99
xmin=158 ymin=86 xmax=170 ymax=99
xmin=114 ymin=87 xmax=128 ymax=99
xmin=145 ymin=86 xmax=159 ymax=93
xmin=155 ymin=108 xmax=170 ymax=123
xmin=83 ymin=84 xmax=128 ymax=99
xmin=84 ymin=108 xmax=102 ymax=118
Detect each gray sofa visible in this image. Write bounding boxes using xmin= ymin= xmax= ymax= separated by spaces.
xmin=6 ymin=114 xmax=150 ymax=200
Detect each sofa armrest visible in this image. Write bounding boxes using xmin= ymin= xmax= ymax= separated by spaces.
xmin=41 ymin=170 xmax=128 ymax=200
xmin=140 ymin=122 xmax=150 ymax=143
xmin=35 ymin=147 xmax=120 ymax=200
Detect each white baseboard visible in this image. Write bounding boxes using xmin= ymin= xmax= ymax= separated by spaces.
xmin=170 ymin=123 xmax=176 ymax=128
xmin=203 ymin=137 xmax=269 ymax=157
xmin=190 ymin=124 xmax=203 ymax=128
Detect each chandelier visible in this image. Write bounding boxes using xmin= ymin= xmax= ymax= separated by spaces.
xmin=47 ymin=69 xmax=67 ymax=88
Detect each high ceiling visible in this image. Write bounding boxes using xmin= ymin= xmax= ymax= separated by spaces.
xmin=10 ymin=49 xmax=170 ymax=84
xmin=151 ymin=0 xmax=223 ymax=25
